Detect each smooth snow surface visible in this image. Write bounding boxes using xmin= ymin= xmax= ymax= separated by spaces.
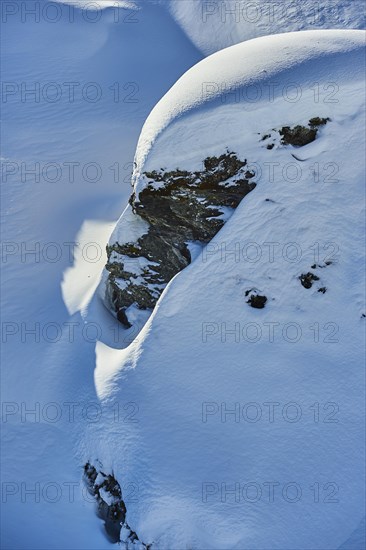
xmin=166 ymin=0 xmax=366 ymax=55
xmin=2 ymin=0 xmax=365 ymax=547
xmin=132 ymin=29 xmax=365 ymax=194
xmin=1 ymin=1 xmax=201 ymax=548
xmin=97 ymin=30 xmax=366 ymax=549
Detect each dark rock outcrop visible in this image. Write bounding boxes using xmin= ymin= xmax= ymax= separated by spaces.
xmin=84 ymin=463 xmax=151 ymax=548
xmin=247 ymin=294 xmax=267 ymax=309
xmin=280 ymin=117 xmax=330 ymax=147
xmin=105 ymin=152 xmax=256 ymax=326
xmin=261 ymin=117 xmax=330 ymax=148
xmin=245 ymin=289 xmax=268 ymax=309
xmin=299 ymin=272 xmax=320 ymax=289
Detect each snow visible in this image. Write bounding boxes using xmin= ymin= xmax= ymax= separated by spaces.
xmin=56 ymin=0 xmax=366 ymax=55
xmin=166 ymin=0 xmax=366 ymax=55
xmin=109 ymin=203 xmax=149 ymax=247
xmin=55 ymin=0 xmax=137 ymax=8
xmin=2 ymin=0 xmax=365 ymax=548
xmin=94 ymin=30 xmax=366 ymax=549
xmin=1 ymin=1 xmax=201 ymax=548
xmin=133 ymin=29 xmax=365 ymax=195
xmin=61 ymin=219 xmax=115 ymax=315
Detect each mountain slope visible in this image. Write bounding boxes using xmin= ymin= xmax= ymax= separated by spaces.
xmin=93 ymin=30 xmax=366 ymax=549
xmin=0 ymin=2 xmax=201 ymax=548
xmin=166 ymin=0 xmax=366 ymax=54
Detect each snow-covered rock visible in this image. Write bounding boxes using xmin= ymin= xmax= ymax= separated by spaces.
xmin=103 ymin=29 xmax=365 ymax=327
xmin=93 ymin=30 xmax=366 ymax=548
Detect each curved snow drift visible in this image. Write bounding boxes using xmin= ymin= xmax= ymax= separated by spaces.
xmin=93 ymin=29 xmax=366 ymax=549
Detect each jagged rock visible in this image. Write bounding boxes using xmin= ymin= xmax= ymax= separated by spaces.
xmin=84 ymin=463 xmax=150 ymax=547
xmin=309 ymin=117 xmax=330 ymax=128
xmin=84 ymin=463 xmax=126 ymax=543
xmin=299 ymin=272 xmax=320 ymax=289
xmin=261 ymin=117 xmax=330 ymax=149
xmin=247 ymin=294 xmax=267 ymax=309
xmin=105 ymin=152 xmax=256 ymax=326
xmin=279 ymin=117 xmax=330 ymax=147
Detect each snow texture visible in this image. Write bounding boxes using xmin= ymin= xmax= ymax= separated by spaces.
xmin=2 ymin=0 xmax=365 ymax=547
xmin=95 ymin=29 xmax=366 ymax=549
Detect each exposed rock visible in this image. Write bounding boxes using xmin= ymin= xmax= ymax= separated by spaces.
xmin=318 ymin=287 xmax=327 ymax=294
xmin=247 ymin=294 xmax=267 ymax=309
xmin=84 ymin=463 xmax=151 ymax=548
xmin=105 ymin=152 xmax=256 ymax=326
xmin=299 ymin=272 xmax=320 ymax=289
xmin=245 ymin=289 xmax=268 ymax=309
xmin=84 ymin=463 xmax=126 ymax=543
xmin=279 ymin=125 xmax=317 ymax=147
xmin=279 ymin=117 xmax=330 ymax=147
xmin=309 ymin=117 xmax=330 ymax=128
xmin=311 ymin=261 xmax=333 ymax=269
xmin=261 ymin=117 xmax=330 ymax=149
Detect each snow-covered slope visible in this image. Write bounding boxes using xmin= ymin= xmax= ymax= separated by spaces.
xmin=93 ymin=30 xmax=366 ymax=548
xmin=1 ymin=2 xmax=201 ymax=548
xmin=166 ymin=0 xmax=366 ymax=55
xmin=132 ymin=29 xmax=365 ymax=185
xmin=2 ymin=0 xmax=365 ymax=546
xmin=55 ymin=0 xmax=365 ymax=56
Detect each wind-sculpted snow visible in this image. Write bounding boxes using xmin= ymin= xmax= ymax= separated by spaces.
xmin=93 ymin=30 xmax=366 ymax=549
xmin=55 ymin=1 xmax=365 ymax=56
xmin=166 ymin=0 xmax=366 ymax=55
xmin=132 ymin=30 xmax=365 ymax=192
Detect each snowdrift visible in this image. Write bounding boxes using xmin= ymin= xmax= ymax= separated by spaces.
xmin=93 ymin=30 xmax=366 ymax=549
xmin=166 ymin=0 xmax=366 ymax=55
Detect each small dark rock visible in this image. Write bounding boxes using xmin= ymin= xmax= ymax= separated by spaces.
xmin=247 ymin=294 xmax=267 ymax=309
xmin=279 ymin=117 xmax=329 ymax=147
xmin=309 ymin=117 xmax=330 ymax=128
xmin=318 ymin=287 xmax=327 ymax=294
xmin=245 ymin=170 xmax=256 ymax=179
xmin=279 ymin=125 xmax=317 ymax=147
xmin=299 ymin=272 xmax=320 ymax=289
xmin=267 ymin=144 xmax=275 ymax=150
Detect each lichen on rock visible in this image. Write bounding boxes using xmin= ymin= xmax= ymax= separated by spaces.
xmin=261 ymin=117 xmax=330 ymax=148
xmin=105 ymin=152 xmax=256 ymax=326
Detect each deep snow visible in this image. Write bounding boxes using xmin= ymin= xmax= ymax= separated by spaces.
xmin=96 ymin=29 xmax=366 ymax=549
xmin=1 ymin=1 xmax=365 ymax=549
xmin=166 ymin=0 xmax=366 ymax=55
xmin=1 ymin=1 xmax=201 ymax=548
